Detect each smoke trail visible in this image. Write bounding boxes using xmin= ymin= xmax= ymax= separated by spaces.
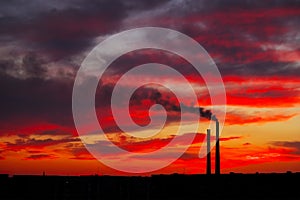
xmin=180 ymin=103 xmax=217 ymax=121
xmin=146 ymin=91 xmax=217 ymax=121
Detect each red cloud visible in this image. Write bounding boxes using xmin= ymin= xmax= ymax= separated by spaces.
xmin=226 ymin=85 xmax=300 ymax=108
xmin=23 ymin=154 xmax=58 ymax=160
xmin=220 ymin=136 xmax=242 ymax=141
xmin=69 ymin=147 xmax=95 ymax=160
xmin=103 ymin=133 xmax=207 ymax=153
xmin=225 ymin=112 xmax=296 ymax=125
xmin=4 ymin=136 xmax=80 ymax=152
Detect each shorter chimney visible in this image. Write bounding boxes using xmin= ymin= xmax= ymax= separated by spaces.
xmin=206 ymin=129 xmax=211 ymax=175
xmin=215 ymin=119 xmax=220 ymax=175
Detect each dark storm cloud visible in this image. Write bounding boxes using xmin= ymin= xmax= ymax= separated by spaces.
xmin=0 ymin=51 xmax=79 ymax=135
xmin=0 ymin=60 xmax=15 ymax=75
xmin=21 ymin=52 xmax=47 ymax=77
xmin=124 ymin=0 xmax=171 ymax=10
xmin=0 ymin=1 xmax=126 ymax=58
xmin=0 ymin=0 xmax=172 ymax=59
xmin=220 ymin=61 xmax=300 ymax=77
xmin=0 ymin=0 xmax=171 ymax=19
xmin=173 ymin=0 xmax=300 ymax=14
xmin=105 ymin=48 xmax=300 ymax=78
xmin=0 ymin=73 xmax=74 ymax=129
xmin=0 ymin=0 xmax=298 ymax=77
xmin=198 ymin=0 xmax=300 ymax=10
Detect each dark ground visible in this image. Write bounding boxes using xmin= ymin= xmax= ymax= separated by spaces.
xmin=0 ymin=173 xmax=299 ymax=200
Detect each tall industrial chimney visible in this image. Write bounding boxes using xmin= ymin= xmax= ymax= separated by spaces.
xmin=215 ymin=119 xmax=220 ymax=175
xmin=206 ymin=129 xmax=211 ymax=175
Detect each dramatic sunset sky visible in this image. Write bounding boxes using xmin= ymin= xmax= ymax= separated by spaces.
xmin=0 ymin=0 xmax=300 ymax=176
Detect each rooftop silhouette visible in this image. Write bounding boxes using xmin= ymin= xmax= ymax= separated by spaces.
xmin=1 ymin=172 xmax=299 ymax=200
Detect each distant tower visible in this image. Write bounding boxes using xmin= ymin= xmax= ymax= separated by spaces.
xmin=215 ymin=119 xmax=220 ymax=175
xmin=206 ymin=129 xmax=211 ymax=175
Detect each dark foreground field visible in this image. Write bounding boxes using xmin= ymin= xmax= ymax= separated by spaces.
xmin=0 ymin=173 xmax=299 ymax=200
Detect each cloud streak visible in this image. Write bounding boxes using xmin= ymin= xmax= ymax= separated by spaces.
xmin=271 ymin=141 xmax=300 ymax=155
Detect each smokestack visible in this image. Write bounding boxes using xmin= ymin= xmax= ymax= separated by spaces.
xmin=215 ymin=118 xmax=220 ymax=175
xmin=206 ymin=129 xmax=211 ymax=175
